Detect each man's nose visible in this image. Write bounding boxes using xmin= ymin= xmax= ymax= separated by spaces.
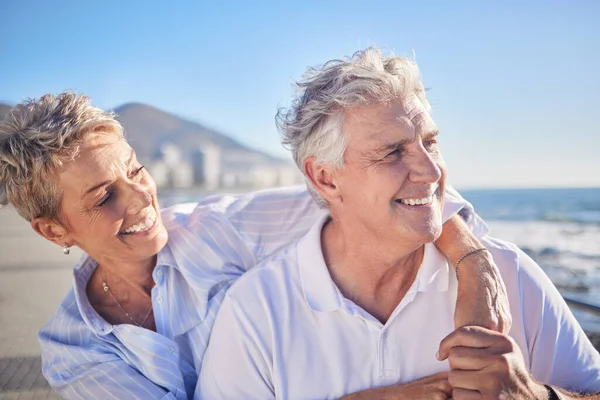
xmin=407 ymin=149 xmax=442 ymax=184
xmin=124 ymin=183 xmax=152 ymax=215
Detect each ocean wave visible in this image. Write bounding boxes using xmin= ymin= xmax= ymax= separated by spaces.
xmin=487 ymin=221 xmax=600 ymax=259
xmin=463 ymin=187 xmax=600 ymax=224
xmin=486 ymin=220 xmax=600 ymax=319
xmin=479 ymin=210 xmax=600 ymax=224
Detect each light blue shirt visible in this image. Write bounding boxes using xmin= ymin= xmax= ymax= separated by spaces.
xmin=38 ymin=186 xmax=474 ymax=399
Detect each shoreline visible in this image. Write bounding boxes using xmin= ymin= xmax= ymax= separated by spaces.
xmin=587 ymin=333 xmax=600 ymax=351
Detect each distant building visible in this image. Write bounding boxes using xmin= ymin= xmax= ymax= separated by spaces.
xmin=149 ymin=143 xmax=194 ymax=189
xmin=148 ymin=141 xmax=304 ymax=191
xmin=277 ymin=165 xmax=304 ymax=186
xmin=192 ymin=144 xmax=221 ymax=191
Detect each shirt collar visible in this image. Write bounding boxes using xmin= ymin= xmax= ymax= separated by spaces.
xmin=156 ymin=243 xmax=177 ymax=271
xmin=298 ymin=214 xmax=343 ymax=312
xmin=414 ymin=241 xmax=451 ymax=293
xmin=297 ymin=214 xmax=452 ymax=313
xmin=72 ymin=244 xmax=177 ymax=336
xmin=444 ymin=184 xmax=490 ymax=237
xmin=72 ymin=254 xmax=113 ymax=336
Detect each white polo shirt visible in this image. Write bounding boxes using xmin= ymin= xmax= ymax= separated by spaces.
xmin=198 ymin=215 xmax=600 ymax=399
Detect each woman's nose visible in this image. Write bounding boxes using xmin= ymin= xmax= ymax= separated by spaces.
xmin=125 ymin=183 xmax=152 ymax=215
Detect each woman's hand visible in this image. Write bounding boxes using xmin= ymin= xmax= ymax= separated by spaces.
xmin=435 ymin=214 xmax=512 ymax=334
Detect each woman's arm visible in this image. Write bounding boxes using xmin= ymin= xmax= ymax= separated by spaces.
xmin=435 ymin=214 xmax=512 ymax=333
xmin=44 ymin=359 xmax=182 ymax=400
xmin=38 ymin=304 xmax=187 ymax=400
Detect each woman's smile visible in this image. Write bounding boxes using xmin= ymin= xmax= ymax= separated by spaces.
xmin=119 ymin=206 xmax=158 ymax=235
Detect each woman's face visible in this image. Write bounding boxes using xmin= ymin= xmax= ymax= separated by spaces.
xmin=52 ymin=131 xmax=168 ymax=266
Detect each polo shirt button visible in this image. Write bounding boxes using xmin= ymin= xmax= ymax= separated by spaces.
xmin=382 ymin=331 xmax=387 ymax=338
xmin=168 ymin=347 xmax=174 ymax=353
xmin=157 ymin=269 xmax=163 ymax=277
xmin=156 ymin=296 xmax=163 ymax=304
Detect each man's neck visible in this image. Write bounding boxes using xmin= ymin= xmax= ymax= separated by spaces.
xmin=321 ymin=218 xmax=425 ymax=324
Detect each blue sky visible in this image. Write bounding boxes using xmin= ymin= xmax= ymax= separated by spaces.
xmin=1 ymin=1 xmax=598 ymax=189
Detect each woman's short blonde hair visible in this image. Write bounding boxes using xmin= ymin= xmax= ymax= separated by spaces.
xmin=0 ymin=92 xmax=123 ymax=221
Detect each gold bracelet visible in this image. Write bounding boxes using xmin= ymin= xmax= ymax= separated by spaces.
xmin=455 ymin=247 xmax=489 ymax=281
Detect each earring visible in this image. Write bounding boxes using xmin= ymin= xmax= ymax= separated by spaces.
xmin=63 ymin=244 xmax=70 ymax=255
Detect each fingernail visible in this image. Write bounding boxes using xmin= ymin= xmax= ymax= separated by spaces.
xmin=435 ymin=351 xmax=440 ymax=360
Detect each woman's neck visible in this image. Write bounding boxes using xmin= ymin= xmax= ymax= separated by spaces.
xmin=95 ymin=255 xmax=157 ymax=297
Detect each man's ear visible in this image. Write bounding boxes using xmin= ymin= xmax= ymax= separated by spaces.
xmin=31 ymin=217 xmax=71 ymax=247
xmin=303 ymin=156 xmax=341 ymax=204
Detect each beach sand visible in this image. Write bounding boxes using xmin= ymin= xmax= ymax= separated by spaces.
xmin=0 ymin=205 xmax=598 ymax=397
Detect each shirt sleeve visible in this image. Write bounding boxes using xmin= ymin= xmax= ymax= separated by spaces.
xmin=38 ymin=306 xmax=186 ymax=400
xmin=196 ymin=184 xmax=480 ymax=270
xmin=196 ymin=292 xmax=275 ymax=400
xmin=503 ymin=244 xmax=600 ymax=392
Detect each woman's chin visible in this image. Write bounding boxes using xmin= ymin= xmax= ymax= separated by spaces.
xmin=121 ymin=222 xmax=169 ymax=258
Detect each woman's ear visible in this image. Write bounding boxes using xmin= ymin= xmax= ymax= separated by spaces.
xmin=303 ymin=156 xmax=342 ymax=205
xmin=31 ymin=217 xmax=71 ymax=247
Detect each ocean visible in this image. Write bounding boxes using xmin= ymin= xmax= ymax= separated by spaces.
xmin=160 ymin=187 xmax=600 ymax=331
xmin=462 ymin=187 xmax=600 ymax=331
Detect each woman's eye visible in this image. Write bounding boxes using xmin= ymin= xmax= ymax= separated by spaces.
xmin=130 ymin=165 xmax=145 ymax=179
xmin=98 ymin=192 xmax=113 ymax=207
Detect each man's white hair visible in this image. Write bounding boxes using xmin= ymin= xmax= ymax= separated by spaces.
xmin=277 ymin=47 xmax=431 ymax=208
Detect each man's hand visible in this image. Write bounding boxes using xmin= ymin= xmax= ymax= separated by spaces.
xmin=438 ymin=326 xmax=548 ymax=399
xmin=340 ymin=372 xmax=452 ymax=400
xmin=435 ymin=214 xmax=512 ymax=334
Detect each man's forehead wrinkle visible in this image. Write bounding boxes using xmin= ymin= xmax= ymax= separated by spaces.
xmin=399 ymin=109 xmax=438 ymax=139
xmin=394 ymin=115 xmax=416 ymax=133
xmin=398 ymin=95 xmax=436 ymax=128
xmin=345 ymin=98 xmax=437 ymax=160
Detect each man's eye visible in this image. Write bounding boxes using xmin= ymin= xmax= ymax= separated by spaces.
xmin=423 ymin=139 xmax=438 ymax=150
xmin=385 ymin=149 xmax=401 ymax=158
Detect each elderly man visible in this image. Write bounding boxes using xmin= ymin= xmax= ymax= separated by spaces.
xmin=198 ymin=48 xmax=600 ymax=399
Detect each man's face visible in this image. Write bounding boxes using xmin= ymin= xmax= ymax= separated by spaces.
xmin=56 ymin=131 xmax=168 ymax=265
xmin=332 ymin=96 xmax=446 ymax=246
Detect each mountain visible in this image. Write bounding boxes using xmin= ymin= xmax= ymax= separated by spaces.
xmin=114 ymin=103 xmax=287 ymax=166
xmin=0 ymin=100 xmax=292 ymax=171
xmin=0 ymin=104 xmax=11 ymax=121
xmin=1 ymin=100 xmax=300 ymax=189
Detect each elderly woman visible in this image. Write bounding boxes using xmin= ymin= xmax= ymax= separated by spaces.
xmin=0 ymin=92 xmax=507 ymax=399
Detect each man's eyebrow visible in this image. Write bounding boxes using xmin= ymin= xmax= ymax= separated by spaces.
xmin=422 ymin=129 xmax=439 ymax=139
xmin=82 ymin=150 xmax=135 ymax=199
xmin=373 ymin=139 xmax=411 ymax=154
